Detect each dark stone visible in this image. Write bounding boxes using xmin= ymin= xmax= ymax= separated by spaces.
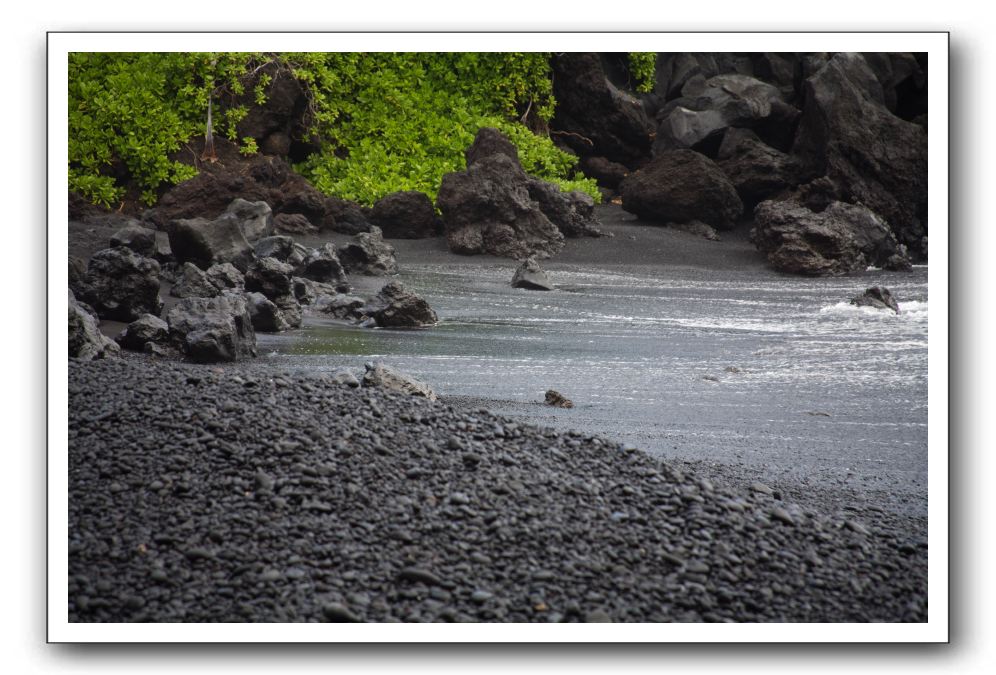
xmin=322 ymin=196 xmax=373 ymax=235
xmin=206 ymin=263 xmax=244 ymax=291
xmin=168 ymin=214 xmax=255 ymax=272
xmin=551 ymin=53 xmax=655 ymax=166
xmin=511 ymin=258 xmax=554 ymax=291
xmin=299 ymin=243 xmax=348 ymax=286
xmin=69 ymin=256 xmax=87 ymax=297
xmin=360 ymin=281 xmax=437 ymax=327
xmin=245 ymin=257 xmax=295 ymax=300
xmin=166 ymin=292 xmax=257 ymax=362
xmin=619 ymin=150 xmax=743 ymax=230
xmin=716 ymin=128 xmax=803 ymax=207
xmin=81 ymin=247 xmax=163 ymax=322
xmin=370 ymin=191 xmax=440 ymax=239
xmin=653 ymin=74 xmax=800 ymax=155
xmin=246 ymin=292 xmax=291 ymax=332
xmin=850 ymin=286 xmax=900 ymax=313
xmin=273 ymin=213 xmax=318 ymax=235
xmin=579 ymin=156 xmax=630 ymax=189
xmin=116 ymin=314 xmax=169 ymax=351
xmin=312 ymin=293 xmax=365 ymax=320
xmin=109 ymin=224 xmax=157 ymax=257
xmin=792 ymin=53 xmax=928 ymax=257
xmin=363 ymin=363 xmax=437 ymax=399
xmin=753 ymin=200 xmax=911 ymax=275
xmin=68 ymin=290 xmax=119 ymax=360
xmin=222 ymin=198 xmax=273 ymax=242
xmin=437 ymin=153 xmax=564 ymax=259
xmin=253 ymin=235 xmax=295 ymax=262
xmin=545 ymin=390 xmax=574 ymax=408
xmin=339 ymin=227 xmax=399 ymax=276
xmin=170 ymin=263 xmax=221 ymax=299
xmin=526 ymin=179 xmax=603 ymax=239
xmin=466 ymin=127 xmax=521 ymax=168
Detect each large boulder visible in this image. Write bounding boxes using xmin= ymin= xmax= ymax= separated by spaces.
xmin=323 ymin=196 xmax=373 ymax=235
xmin=246 ymin=292 xmax=293 ymax=332
xmin=619 ymin=150 xmax=743 ymax=230
xmin=68 ymin=290 xmax=119 ymax=360
xmin=361 ymin=362 xmax=437 ymax=400
xmin=115 ymin=314 xmax=170 ymax=351
xmin=81 ymin=247 xmax=163 ymax=322
xmin=360 ymin=281 xmax=437 ymax=328
xmin=222 ymin=198 xmax=273 ymax=242
xmin=168 ymin=213 xmax=255 ymax=272
xmin=465 ymin=127 xmax=521 ymax=167
xmin=206 ymin=263 xmax=244 ymax=291
xmin=339 ymin=227 xmax=399 ymax=276
xmin=244 ymin=257 xmax=295 ymax=300
xmin=579 ymin=156 xmax=630 ymax=189
xmin=792 ymin=53 xmax=928 ymax=256
xmin=299 ymin=243 xmax=348 ymax=287
xmin=753 ymin=200 xmax=911 ymax=275
xmin=166 ymin=292 xmax=257 ymax=362
xmin=653 ymin=74 xmax=801 ymax=155
xmin=551 ymin=53 xmax=655 ymax=166
xmin=716 ymin=128 xmax=803 ymax=207
xmin=109 ymin=224 xmax=157 ymax=257
xmin=370 ymin=191 xmax=440 ymax=239
xmin=525 ymin=179 xmax=603 ymax=239
xmin=170 ymin=263 xmax=221 ymax=299
xmin=437 ymin=152 xmax=565 ymax=259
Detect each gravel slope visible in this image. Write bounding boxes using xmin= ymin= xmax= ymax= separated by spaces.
xmin=68 ymin=356 xmax=927 ymax=623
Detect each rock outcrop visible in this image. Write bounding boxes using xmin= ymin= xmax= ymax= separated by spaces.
xmin=370 ymin=191 xmax=440 ymax=239
xmin=339 ymin=227 xmax=399 ymax=276
xmin=619 ymin=149 xmax=743 ymax=230
xmin=168 ymin=213 xmax=255 ymax=272
xmin=81 ymin=247 xmax=163 ymax=322
xmin=753 ymin=200 xmax=911 ymax=276
xmin=115 ymin=314 xmax=170 ymax=352
xmin=792 ymin=53 xmax=928 ymax=255
xmin=166 ymin=292 xmax=257 ymax=362
xmin=716 ymin=128 xmax=802 ymax=207
xmin=551 ymin=53 xmax=655 ymax=166
xmin=68 ymin=290 xmax=119 ymax=360
xmin=360 ymin=281 xmax=437 ymax=328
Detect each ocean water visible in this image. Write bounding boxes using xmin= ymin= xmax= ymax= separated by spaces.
xmin=258 ymin=261 xmax=929 ymax=514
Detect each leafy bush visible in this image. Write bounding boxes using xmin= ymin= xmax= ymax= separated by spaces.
xmin=68 ymin=52 xmax=259 ymax=205
xmin=628 ymin=52 xmax=657 ymax=93
xmin=68 ymin=52 xmax=614 ymax=208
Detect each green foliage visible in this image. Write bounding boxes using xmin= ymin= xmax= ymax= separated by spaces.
xmin=68 ymin=52 xmax=264 ymax=206
xmin=288 ymin=52 xmax=599 ymax=204
xmin=68 ymin=52 xmax=601 ymax=208
xmin=628 ymin=52 xmax=657 ymax=93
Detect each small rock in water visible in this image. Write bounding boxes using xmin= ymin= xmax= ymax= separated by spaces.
xmin=544 ymin=390 xmax=573 ymax=408
xmin=849 ymin=286 xmax=900 ymax=313
xmin=511 ymin=257 xmax=555 ymax=291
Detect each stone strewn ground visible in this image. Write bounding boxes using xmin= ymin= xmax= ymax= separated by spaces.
xmin=68 ymin=356 xmax=926 ymax=623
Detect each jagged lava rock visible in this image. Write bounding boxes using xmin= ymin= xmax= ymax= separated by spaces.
xmin=81 ymin=247 xmax=163 ymax=322
xmin=620 ymin=149 xmax=743 ymax=230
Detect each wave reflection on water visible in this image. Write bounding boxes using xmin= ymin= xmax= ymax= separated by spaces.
xmin=259 ymin=262 xmax=928 ymax=515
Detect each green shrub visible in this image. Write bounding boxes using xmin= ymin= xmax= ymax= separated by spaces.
xmin=628 ymin=52 xmax=657 ymax=93
xmin=68 ymin=52 xmax=259 ymax=206
xmin=68 ymin=52 xmax=602 ymax=208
